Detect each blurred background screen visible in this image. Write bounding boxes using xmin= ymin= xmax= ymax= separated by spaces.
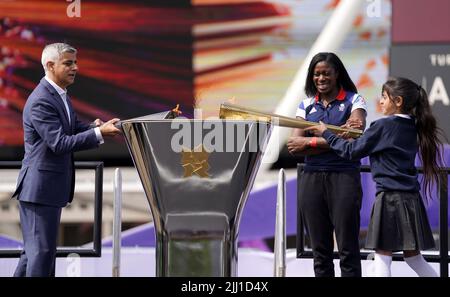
xmin=0 ymin=0 xmax=391 ymax=165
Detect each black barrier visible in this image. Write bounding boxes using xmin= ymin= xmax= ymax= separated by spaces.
xmin=296 ymin=164 xmax=450 ymax=278
xmin=0 ymin=161 xmax=103 ymax=258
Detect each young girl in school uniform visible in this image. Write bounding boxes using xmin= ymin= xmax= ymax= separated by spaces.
xmin=306 ymin=76 xmax=445 ymax=277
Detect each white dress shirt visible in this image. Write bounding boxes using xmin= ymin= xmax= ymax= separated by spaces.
xmin=44 ymin=76 xmax=104 ymax=144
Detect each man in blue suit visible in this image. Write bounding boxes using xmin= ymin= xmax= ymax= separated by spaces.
xmin=12 ymin=43 xmax=121 ymax=277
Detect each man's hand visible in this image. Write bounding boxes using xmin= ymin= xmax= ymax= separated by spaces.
xmin=99 ymin=118 xmax=121 ymax=137
xmin=304 ymin=121 xmax=328 ymax=137
xmin=287 ymin=136 xmax=310 ymax=155
xmin=93 ymin=118 xmax=104 ymax=127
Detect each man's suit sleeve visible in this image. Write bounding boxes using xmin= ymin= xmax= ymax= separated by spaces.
xmin=73 ymin=112 xmax=104 ymax=143
xmin=31 ymin=99 xmax=99 ymax=155
xmin=74 ymin=112 xmax=91 ymax=133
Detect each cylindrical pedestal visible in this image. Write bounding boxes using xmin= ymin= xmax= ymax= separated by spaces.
xmin=122 ymin=119 xmax=272 ymax=276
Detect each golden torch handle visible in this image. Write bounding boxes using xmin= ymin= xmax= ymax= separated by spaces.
xmin=219 ymin=103 xmax=363 ymax=138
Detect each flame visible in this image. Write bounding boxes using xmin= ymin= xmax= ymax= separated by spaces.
xmin=171 ymin=104 xmax=182 ymax=116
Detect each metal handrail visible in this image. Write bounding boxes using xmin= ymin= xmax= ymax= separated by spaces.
xmin=274 ymin=169 xmax=286 ymax=277
xmin=296 ymin=164 xmax=450 ymax=278
xmin=0 ymin=161 xmax=103 ymax=258
xmin=112 ymin=168 xmax=122 ymax=277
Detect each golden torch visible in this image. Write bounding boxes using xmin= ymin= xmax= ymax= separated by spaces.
xmin=219 ymin=103 xmax=363 ymax=138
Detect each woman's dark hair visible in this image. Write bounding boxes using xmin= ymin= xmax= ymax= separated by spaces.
xmin=382 ymin=77 xmax=446 ymax=200
xmin=304 ymin=52 xmax=357 ymax=97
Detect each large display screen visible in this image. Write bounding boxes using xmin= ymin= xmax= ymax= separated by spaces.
xmin=0 ymin=0 xmax=391 ymax=164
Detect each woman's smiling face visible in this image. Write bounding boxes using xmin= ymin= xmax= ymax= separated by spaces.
xmin=313 ymin=61 xmax=338 ymax=96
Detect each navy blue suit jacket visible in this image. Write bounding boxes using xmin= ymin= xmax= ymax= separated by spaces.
xmin=12 ymin=78 xmax=99 ymax=207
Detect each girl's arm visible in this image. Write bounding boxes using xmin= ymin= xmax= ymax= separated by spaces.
xmin=305 ymin=120 xmax=386 ymax=160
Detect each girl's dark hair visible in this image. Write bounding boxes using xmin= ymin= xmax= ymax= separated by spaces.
xmin=382 ymin=77 xmax=446 ymax=200
xmin=304 ymin=52 xmax=357 ymax=97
